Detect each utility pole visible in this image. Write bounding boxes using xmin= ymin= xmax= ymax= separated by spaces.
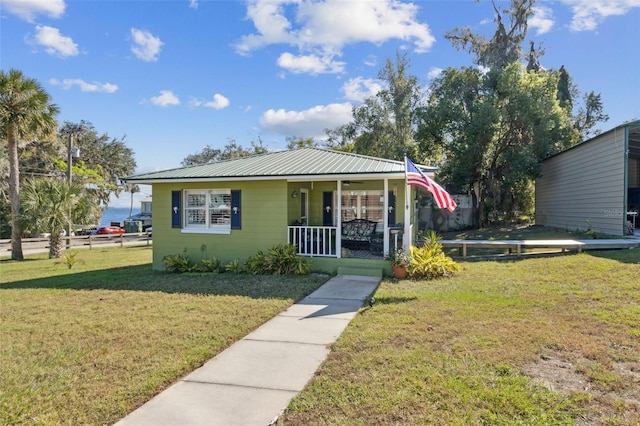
xmin=66 ymin=133 xmax=72 ymax=249
xmin=67 ymin=133 xmax=72 ymax=184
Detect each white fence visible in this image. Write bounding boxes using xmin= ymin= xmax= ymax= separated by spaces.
xmin=0 ymin=233 xmax=152 ymax=256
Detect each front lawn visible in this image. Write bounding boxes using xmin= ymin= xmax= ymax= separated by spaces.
xmin=281 ymin=250 xmax=640 ymax=425
xmin=0 ymin=246 xmax=327 ymax=425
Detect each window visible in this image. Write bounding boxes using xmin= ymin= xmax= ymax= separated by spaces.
xmin=141 ymin=201 xmax=152 ymax=214
xmin=300 ymin=188 xmax=309 ymax=224
xmin=183 ymin=189 xmax=231 ymax=233
xmin=341 ymin=190 xmax=384 ymax=222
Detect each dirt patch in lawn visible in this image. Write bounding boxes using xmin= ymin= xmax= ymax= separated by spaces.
xmin=525 ymin=352 xmax=640 ymax=425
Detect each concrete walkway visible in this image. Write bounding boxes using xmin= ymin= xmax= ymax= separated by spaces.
xmin=115 ymin=274 xmax=381 ymax=426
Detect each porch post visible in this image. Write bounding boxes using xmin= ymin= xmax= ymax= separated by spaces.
xmin=337 ymin=180 xmax=342 ymax=258
xmin=383 ymin=179 xmax=389 ymax=255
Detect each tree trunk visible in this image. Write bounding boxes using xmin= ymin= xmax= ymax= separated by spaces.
xmin=8 ymin=125 xmax=23 ymax=260
xmin=49 ymin=233 xmax=63 ymax=259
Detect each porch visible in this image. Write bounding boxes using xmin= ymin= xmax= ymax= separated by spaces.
xmin=285 ymin=177 xmax=412 ymax=260
xmin=286 ymin=224 xmax=404 ymax=259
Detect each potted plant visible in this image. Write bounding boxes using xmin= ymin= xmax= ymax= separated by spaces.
xmin=386 ymin=247 xmax=410 ymax=279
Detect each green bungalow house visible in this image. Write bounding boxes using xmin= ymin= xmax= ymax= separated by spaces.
xmin=124 ymin=148 xmax=436 ymax=276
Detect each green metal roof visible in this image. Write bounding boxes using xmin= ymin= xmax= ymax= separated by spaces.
xmin=124 ymin=148 xmax=436 ymax=183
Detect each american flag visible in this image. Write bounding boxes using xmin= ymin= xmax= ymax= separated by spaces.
xmin=405 ymin=157 xmax=457 ymax=212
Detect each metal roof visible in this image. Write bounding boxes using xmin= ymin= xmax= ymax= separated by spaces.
xmin=124 ymin=148 xmax=436 ymax=183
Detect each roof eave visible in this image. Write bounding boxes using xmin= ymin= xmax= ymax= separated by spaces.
xmin=123 ymin=170 xmax=431 ymax=185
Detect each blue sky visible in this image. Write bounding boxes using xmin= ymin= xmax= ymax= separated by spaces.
xmin=2 ymin=0 xmax=639 ymax=207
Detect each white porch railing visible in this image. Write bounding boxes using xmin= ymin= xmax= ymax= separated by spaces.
xmin=287 ymin=226 xmax=337 ymax=257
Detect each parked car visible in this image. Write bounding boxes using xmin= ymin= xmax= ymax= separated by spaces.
xmin=83 ymin=226 xmax=99 ymax=236
xmin=97 ymin=226 xmax=125 ymax=235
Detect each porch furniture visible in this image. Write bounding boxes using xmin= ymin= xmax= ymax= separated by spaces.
xmin=628 ymin=211 xmax=637 ymax=235
xmin=389 ymin=225 xmax=403 ymax=253
xmin=369 ymin=233 xmax=383 ymax=254
xmin=341 ymin=219 xmax=377 ymax=249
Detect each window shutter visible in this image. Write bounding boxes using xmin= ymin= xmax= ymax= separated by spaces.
xmin=387 ymin=191 xmax=396 ymax=225
xmin=322 ymin=191 xmax=333 ymax=226
xmin=231 ymin=190 xmax=241 ymax=229
xmin=171 ymin=190 xmax=182 ymax=228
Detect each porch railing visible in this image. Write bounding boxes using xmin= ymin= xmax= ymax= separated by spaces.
xmin=287 ymin=226 xmax=337 ymax=257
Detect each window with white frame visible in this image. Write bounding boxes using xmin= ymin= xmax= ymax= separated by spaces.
xmin=183 ymin=189 xmax=231 ymax=233
xmin=300 ymin=188 xmax=309 ymax=224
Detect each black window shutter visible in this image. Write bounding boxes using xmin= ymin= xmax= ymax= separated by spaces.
xmin=171 ymin=190 xmax=182 ymax=228
xmin=231 ymin=190 xmax=241 ymax=229
xmin=387 ymin=191 xmax=396 ymax=225
xmin=322 ymin=191 xmax=333 ymax=226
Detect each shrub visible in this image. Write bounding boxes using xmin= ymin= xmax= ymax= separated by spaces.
xmin=408 ymin=230 xmax=461 ymax=279
xmin=164 ymin=254 xmax=228 ymax=273
xmin=245 ymin=244 xmax=310 ymax=275
xmin=224 ymin=258 xmax=242 ymax=273
xmin=192 ymin=257 xmax=221 ymax=273
xmin=163 ymin=254 xmax=194 ymax=273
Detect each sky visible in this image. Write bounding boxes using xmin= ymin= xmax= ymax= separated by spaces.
xmin=2 ymin=0 xmax=640 ymax=207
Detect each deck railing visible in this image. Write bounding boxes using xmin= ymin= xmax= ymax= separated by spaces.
xmin=287 ymin=226 xmax=337 ymax=257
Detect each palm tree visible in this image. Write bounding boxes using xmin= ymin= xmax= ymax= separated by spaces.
xmin=127 ymin=183 xmax=140 ymax=218
xmin=21 ymin=178 xmax=98 ymax=259
xmin=0 ymin=69 xmax=59 ymax=260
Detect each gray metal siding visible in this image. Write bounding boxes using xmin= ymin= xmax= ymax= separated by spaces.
xmin=535 ymin=131 xmax=626 ymax=236
xmin=630 ymin=158 xmax=639 ymax=187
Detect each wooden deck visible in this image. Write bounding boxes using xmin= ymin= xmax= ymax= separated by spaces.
xmin=440 ymin=239 xmax=640 ymax=258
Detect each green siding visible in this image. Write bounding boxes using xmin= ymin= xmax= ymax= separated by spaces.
xmin=152 ymin=180 xmax=288 ymax=269
xmin=152 ymin=177 xmax=414 ymax=272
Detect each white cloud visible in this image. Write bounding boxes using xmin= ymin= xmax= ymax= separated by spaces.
xmin=235 ymin=1 xmax=297 ymax=54
xmin=189 ymin=0 xmax=198 ymax=9
xmin=341 ymin=77 xmax=382 ymax=102
xmin=130 ymin=28 xmax=163 ymax=62
xmin=235 ymin=0 xmax=435 ymax=74
xmin=427 ymin=67 xmax=443 ymax=80
xmin=260 ymin=103 xmax=353 ymax=139
xmin=562 ymin=0 xmax=640 ymax=31
xmin=149 ymin=90 xmax=180 ymax=106
xmin=529 ymin=6 xmax=555 ymax=35
xmin=50 ymin=78 xmax=118 ymax=93
xmin=2 ymin=0 xmax=65 ymax=22
xmin=296 ymin=0 xmax=435 ymax=52
xmin=277 ymin=52 xmax=345 ymax=75
xmin=364 ymin=55 xmax=378 ymax=67
xmin=31 ymin=25 xmax=78 ymax=57
xmin=191 ymin=93 xmax=230 ymax=110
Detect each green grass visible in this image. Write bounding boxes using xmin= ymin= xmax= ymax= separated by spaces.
xmin=280 ymin=249 xmax=640 ymax=425
xmin=0 ymin=246 xmax=327 ymax=425
xmin=2 ymin=241 xmax=639 ymax=425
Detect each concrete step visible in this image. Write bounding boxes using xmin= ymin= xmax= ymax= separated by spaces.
xmin=336 ymin=266 xmax=383 ymax=277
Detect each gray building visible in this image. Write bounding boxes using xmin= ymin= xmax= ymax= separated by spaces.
xmin=535 ymin=121 xmax=640 ymax=237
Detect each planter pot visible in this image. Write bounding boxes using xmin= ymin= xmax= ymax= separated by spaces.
xmin=393 ymin=265 xmax=407 ymax=279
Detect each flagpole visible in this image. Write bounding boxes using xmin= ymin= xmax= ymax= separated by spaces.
xmin=403 ymin=156 xmax=411 ymax=252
